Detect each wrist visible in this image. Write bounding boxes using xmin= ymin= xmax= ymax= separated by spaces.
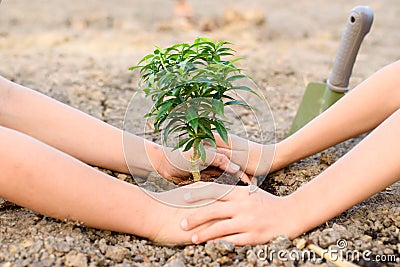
xmin=144 ymin=141 xmax=164 ymax=174
xmin=270 ymin=141 xmax=292 ymax=172
xmin=282 ymin=193 xmax=310 ymax=238
xmin=259 ymin=144 xmax=275 ymax=175
xmin=140 ymin=192 xmax=163 ymax=240
xmin=146 ymin=142 xmax=180 ymax=179
xmin=285 ymin=182 xmax=331 ymax=238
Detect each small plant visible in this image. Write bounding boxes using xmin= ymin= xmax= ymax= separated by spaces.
xmin=130 ymin=37 xmax=257 ymax=182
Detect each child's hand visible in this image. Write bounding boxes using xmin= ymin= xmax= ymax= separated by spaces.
xmin=179 ymin=183 xmax=303 ymax=245
xmin=214 ymin=134 xmax=275 ymax=176
xmin=142 ymin=183 xmax=216 ymax=245
xmin=153 ymin=145 xmax=247 ymax=182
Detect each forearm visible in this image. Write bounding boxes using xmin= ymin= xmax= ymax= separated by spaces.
xmin=0 ymin=76 xmax=160 ymax=176
xmin=0 ymin=126 xmax=159 ymax=237
xmin=289 ymin=109 xmax=400 ymax=234
xmin=274 ymin=60 xmax=400 ymax=170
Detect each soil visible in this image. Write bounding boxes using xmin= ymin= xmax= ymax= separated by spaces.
xmin=1 ymin=0 xmax=399 ymax=266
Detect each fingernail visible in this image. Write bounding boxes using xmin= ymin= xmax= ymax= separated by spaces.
xmin=183 ymin=192 xmax=191 ymax=201
xmin=180 ymin=219 xmax=188 ymax=229
xmin=192 ymin=234 xmax=198 ymax=244
xmin=229 ymin=162 xmax=240 ymax=172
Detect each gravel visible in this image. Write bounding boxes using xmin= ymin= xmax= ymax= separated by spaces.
xmin=1 ymin=0 xmax=399 ymax=266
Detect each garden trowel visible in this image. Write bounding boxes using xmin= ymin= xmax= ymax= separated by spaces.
xmin=289 ymin=6 xmax=373 ymax=135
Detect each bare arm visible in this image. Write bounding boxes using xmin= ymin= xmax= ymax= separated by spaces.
xmin=275 ymin=60 xmax=400 ymax=170
xmin=215 ymin=60 xmax=400 ymax=174
xmin=181 ymin=108 xmax=400 ymax=245
xmin=179 ymin=60 xmax=400 ymax=245
xmin=291 ymin=107 xmax=400 ymax=235
xmin=0 ymin=125 xmax=211 ymax=244
xmin=0 ymin=77 xmax=238 ymax=178
xmin=0 ymin=76 xmax=148 ymax=175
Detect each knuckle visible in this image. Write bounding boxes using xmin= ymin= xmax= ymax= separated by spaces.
xmin=186 ymin=215 xmax=200 ymax=227
xmin=199 ymin=228 xmax=217 ymax=242
xmin=215 ymin=155 xmax=225 ymax=166
xmin=196 ymin=232 xmax=206 ymax=243
xmin=220 ymin=155 xmax=229 ymax=165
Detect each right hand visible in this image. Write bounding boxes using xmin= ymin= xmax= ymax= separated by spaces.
xmin=178 ymin=182 xmax=302 ymax=246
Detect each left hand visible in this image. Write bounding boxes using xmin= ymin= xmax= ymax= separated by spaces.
xmin=179 ymin=183 xmax=303 ymax=245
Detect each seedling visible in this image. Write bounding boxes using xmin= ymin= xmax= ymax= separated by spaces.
xmin=130 ymin=38 xmax=257 ymax=182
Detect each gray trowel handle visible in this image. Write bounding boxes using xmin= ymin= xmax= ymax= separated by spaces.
xmin=327 ymin=6 xmax=373 ymax=93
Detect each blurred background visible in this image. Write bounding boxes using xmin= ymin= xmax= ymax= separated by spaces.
xmin=0 ymin=0 xmax=399 ymax=135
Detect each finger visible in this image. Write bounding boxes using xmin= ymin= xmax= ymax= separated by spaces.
xmin=215 ymin=133 xmax=250 ymax=151
xmin=181 ymin=202 xmax=234 ymax=231
xmin=215 ymin=147 xmax=232 ymax=158
xmin=217 ymin=147 xmax=251 ymax=173
xmin=236 ymin=170 xmax=251 ymax=184
xmin=204 ymin=150 xmax=239 ymax=174
xmin=190 ymin=219 xmax=243 ymax=244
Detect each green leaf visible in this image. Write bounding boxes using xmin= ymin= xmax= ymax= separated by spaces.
xmin=195 ymin=141 xmax=207 ymax=163
xmin=130 ymin=54 xmax=154 ymax=69
xmin=155 ymin=100 xmax=173 ymax=121
xmin=213 ymin=120 xmax=228 ymax=145
xmin=231 ymin=85 xmax=260 ymax=97
xmin=203 ymin=137 xmax=216 ymax=148
xmin=226 ymin=74 xmax=247 ymax=82
xmin=188 ymin=117 xmax=199 ymax=133
xmin=173 ymin=137 xmax=192 ymax=151
xmin=221 ymin=94 xmax=235 ymax=101
xmin=225 ymin=100 xmax=250 ymax=107
xmin=131 ymin=38 xmax=258 ymax=153
xmin=212 ymin=99 xmax=224 ymax=117
xmin=163 ymin=118 xmax=185 ymax=142
xmin=183 ymin=138 xmax=195 ymax=152
xmin=216 ymin=41 xmax=232 ymax=48
xmin=154 ymin=113 xmax=168 ymax=132
xmin=217 ymin=52 xmax=234 ymax=57
xmin=184 ymin=107 xmax=198 ymax=121
xmin=216 ymin=47 xmax=233 ymax=52
xmin=198 ymin=122 xmax=214 ymax=139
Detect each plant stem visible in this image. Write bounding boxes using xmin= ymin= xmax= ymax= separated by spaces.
xmin=190 ymin=147 xmax=201 ymax=182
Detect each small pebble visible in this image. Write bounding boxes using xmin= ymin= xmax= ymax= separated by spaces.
xmin=214 ymin=240 xmax=235 ymax=255
xmin=64 ymin=251 xmax=87 ymax=267
xmin=318 ymin=228 xmax=341 ymax=248
xmin=116 ymin=173 xmax=129 ymax=181
xmin=216 ymin=256 xmax=230 ymax=264
xmin=246 ymin=250 xmax=258 ymax=265
xmin=205 ymin=242 xmax=219 ymax=261
xmin=105 ymin=246 xmax=129 ymax=262
xmin=293 ymin=238 xmax=306 ymax=250
xmin=164 ymin=257 xmax=186 ymax=267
